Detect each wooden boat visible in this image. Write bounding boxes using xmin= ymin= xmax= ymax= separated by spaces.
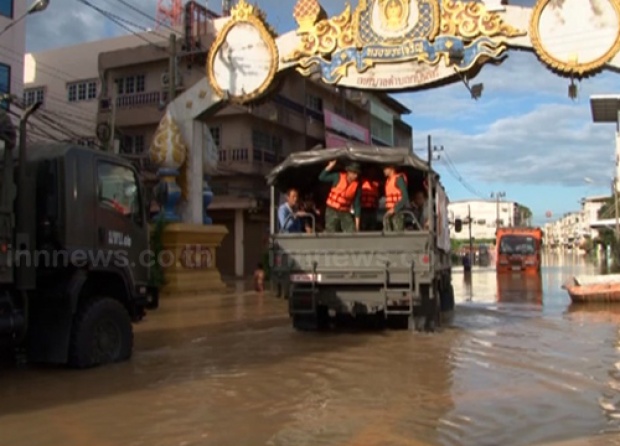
xmin=562 ymin=274 xmax=620 ymax=303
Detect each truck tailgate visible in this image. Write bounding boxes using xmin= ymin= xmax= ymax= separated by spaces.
xmin=271 ymin=232 xmax=431 ymax=284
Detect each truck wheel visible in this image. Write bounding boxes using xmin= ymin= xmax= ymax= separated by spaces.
xmin=292 ymin=306 xmax=329 ymax=331
xmin=424 ymin=284 xmax=441 ymax=332
xmin=68 ymin=297 xmax=133 ymax=368
xmin=387 ymin=315 xmax=409 ymax=330
xmin=440 ymin=282 xmax=455 ymax=313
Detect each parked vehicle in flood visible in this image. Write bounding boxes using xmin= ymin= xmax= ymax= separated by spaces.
xmin=496 ymin=227 xmax=543 ymax=272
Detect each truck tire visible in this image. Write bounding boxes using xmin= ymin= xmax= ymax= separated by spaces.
xmin=424 ymin=283 xmax=441 ymax=332
xmin=68 ymin=297 xmax=133 ymax=368
xmin=292 ymin=306 xmax=329 ymax=331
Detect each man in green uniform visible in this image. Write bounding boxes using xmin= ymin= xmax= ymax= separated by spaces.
xmin=383 ymin=165 xmax=409 ymax=231
xmin=319 ymin=159 xmax=362 ymax=232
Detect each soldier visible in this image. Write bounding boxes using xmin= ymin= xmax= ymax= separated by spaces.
xmin=319 ymin=159 xmax=361 ymax=232
xmin=360 ymin=170 xmax=380 ymax=231
xmin=383 ymin=164 xmax=409 ymax=231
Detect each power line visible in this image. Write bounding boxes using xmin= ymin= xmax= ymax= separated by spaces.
xmin=110 ymin=0 xmax=182 ymax=36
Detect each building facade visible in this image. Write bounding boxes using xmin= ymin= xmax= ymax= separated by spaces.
xmin=448 ymin=199 xmax=520 ymax=241
xmin=0 ymin=0 xmax=27 ymax=111
xmin=95 ymin=38 xmax=414 ymax=278
xmin=22 ymin=31 xmax=170 ymax=146
xmin=543 ymin=195 xmax=607 ymax=249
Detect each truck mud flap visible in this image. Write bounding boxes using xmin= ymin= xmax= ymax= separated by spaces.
xmin=288 ymin=284 xmax=318 ymax=315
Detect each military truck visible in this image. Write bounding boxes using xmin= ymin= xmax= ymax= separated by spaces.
xmin=0 ymin=101 xmax=158 ymax=368
xmin=267 ymin=146 xmax=462 ymax=332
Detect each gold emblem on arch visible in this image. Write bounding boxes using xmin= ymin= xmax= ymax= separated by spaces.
xmin=206 ymin=0 xmax=279 ymax=103
xmin=378 ymin=0 xmax=411 ymax=32
xmin=529 ymin=0 xmax=620 ymax=76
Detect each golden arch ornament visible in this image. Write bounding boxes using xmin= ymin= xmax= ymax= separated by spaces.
xmin=529 ymin=0 xmax=620 ymax=76
xmin=206 ymin=0 xmax=279 ymax=103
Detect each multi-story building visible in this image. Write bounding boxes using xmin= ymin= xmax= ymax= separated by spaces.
xmin=22 ymin=31 xmax=171 ymax=146
xmin=95 ymin=38 xmax=413 ymax=277
xmin=543 ymin=196 xmax=608 ymax=249
xmin=0 ymin=0 xmax=27 ymax=111
xmin=448 ymin=199 xmax=520 ymax=241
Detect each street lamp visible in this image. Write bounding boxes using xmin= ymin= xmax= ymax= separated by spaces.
xmin=0 ymin=0 xmax=50 ymax=38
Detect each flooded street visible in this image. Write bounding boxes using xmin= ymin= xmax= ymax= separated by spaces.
xmin=1 ymin=253 xmax=620 ymax=446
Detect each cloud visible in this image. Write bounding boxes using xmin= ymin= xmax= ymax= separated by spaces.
xmin=422 ymin=102 xmax=617 ymax=186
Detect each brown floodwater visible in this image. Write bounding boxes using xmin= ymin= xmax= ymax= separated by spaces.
xmin=1 ymin=252 xmax=619 ymax=446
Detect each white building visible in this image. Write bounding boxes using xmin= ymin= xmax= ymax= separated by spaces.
xmin=543 ymin=195 xmax=608 ymax=249
xmin=0 ymin=0 xmax=28 ymax=110
xmin=448 ymin=199 xmax=519 ymax=241
xmin=22 ymin=31 xmax=169 ymax=146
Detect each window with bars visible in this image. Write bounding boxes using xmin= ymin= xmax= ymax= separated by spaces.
xmin=116 ymin=75 xmax=146 ymax=95
xmin=67 ymin=80 xmax=97 ymax=102
xmin=305 ymin=93 xmax=323 ymax=112
xmin=23 ymin=88 xmax=45 ymax=106
xmin=121 ymin=135 xmax=145 ymax=154
xmin=209 ymin=126 xmax=221 ymax=148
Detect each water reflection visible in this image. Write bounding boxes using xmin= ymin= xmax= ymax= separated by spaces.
xmin=497 ymin=271 xmax=543 ymax=305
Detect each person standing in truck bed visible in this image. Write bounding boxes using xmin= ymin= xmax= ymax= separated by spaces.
xmin=383 ymin=165 xmax=409 ymax=231
xmin=319 ymin=160 xmax=362 ymax=232
xmin=360 ymin=168 xmax=380 ymax=231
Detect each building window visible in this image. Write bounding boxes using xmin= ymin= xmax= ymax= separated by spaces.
xmin=121 ymin=135 xmax=145 ymax=154
xmin=116 ymin=75 xmax=146 ymax=95
xmin=23 ymin=87 xmax=45 ymax=106
xmin=305 ymin=93 xmax=323 ymax=112
xmin=0 ymin=0 xmax=13 ymax=18
xmin=371 ymin=116 xmax=393 ymax=144
xmin=68 ymin=80 xmax=97 ymax=102
xmin=252 ymin=129 xmax=282 ymax=164
xmin=0 ymin=63 xmax=9 ymax=110
xmin=76 ymin=138 xmax=96 ymax=148
xmin=209 ymin=126 xmax=220 ymax=148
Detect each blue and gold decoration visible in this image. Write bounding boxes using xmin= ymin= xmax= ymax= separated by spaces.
xmin=283 ymin=0 xmax=526 ymax=85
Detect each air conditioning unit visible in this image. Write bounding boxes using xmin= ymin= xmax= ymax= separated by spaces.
xmin=161 ymin=72 xmax=183 ymax=87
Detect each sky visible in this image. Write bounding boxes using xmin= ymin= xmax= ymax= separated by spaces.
xmin=24 ymin=0 xmax=620 ymax=225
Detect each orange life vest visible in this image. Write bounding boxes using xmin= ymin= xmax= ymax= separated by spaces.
xmin=361 ymin=180 xmax=379 ymax=209
xmin=385 ymin=173 xmax=407 ymax=210
xmin=326 ymin=172 xmax=359 ymax=212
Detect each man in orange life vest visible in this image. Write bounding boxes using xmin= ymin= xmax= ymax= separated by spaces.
xmin=319 ymin=160 xmax=362 ymax=232
xmin=383 ymin=164 xmax=409 ymax=231
xmin=360 ymin=172 xmax=380 ymax=231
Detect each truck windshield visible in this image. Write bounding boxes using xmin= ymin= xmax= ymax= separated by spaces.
xmin=499 ymin=235 xmax=537 ymax=255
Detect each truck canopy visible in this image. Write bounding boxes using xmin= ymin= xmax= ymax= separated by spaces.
xmin=266 ymin=145 xmax=433 ymax=192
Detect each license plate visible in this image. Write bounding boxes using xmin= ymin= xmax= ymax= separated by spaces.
xmin=290 ymin=273 xmax=320 ymax=282
xmin=511 ymin=266 xmax=521 ymax=271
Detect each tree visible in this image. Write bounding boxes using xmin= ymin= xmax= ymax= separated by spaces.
xmin=598 ymin=196 xmax=615 ymax=220
xmin=517 ymin=204 xmax=533 ymax=226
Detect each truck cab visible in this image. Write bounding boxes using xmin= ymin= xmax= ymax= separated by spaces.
xmin=0 ymin=133 xmax=158 ymax=367
xmin=495 ymin=227 xmax=543 ymax=273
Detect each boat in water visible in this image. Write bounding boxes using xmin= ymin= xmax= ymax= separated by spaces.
xmin=562 ymin=274 xmax=620 ymax=303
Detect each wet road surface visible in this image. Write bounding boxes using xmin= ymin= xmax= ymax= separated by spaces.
xmin=1 ymin=253 xmax=620 ymax=445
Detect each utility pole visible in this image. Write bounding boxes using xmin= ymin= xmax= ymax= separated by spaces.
xmin=492 ymin=191 xmax=506 ymax=230
xmin=614 ymin=177 xmax=619 ymax=239
xmin=110 ymin=81 xmax=117 ymax=152
xmin=468 ymin=204 xmax=473 ymax=265
xmin=169 ymin=33 xmax=177 ymax=102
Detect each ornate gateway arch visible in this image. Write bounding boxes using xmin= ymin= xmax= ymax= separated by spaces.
xmin=150 ymin=0 xmax=620 ymax=225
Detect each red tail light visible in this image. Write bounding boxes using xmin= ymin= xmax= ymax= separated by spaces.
xmin=422 ymin=255 xmax=429 ymax=264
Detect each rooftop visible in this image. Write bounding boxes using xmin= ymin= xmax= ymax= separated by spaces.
xmin=590 ymin=94 xmax=620 ymax=123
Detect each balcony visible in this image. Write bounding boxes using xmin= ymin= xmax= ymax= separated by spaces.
xmin=216 ymin=147 xmax=285 ymax=176
xmin=98 ymin=91 xmax=167 ymax=126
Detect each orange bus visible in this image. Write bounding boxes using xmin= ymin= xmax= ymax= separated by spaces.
xmin=496 ymin=227 xmax=543 ymax=273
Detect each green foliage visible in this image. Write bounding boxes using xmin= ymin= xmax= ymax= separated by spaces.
xmin=149 ymin=214 xmax=167 ymax=288
xmin=598 ymin=197 xmax=615 ymax=220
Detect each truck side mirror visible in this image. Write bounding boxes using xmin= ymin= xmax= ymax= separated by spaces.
xmin=454 ymin=219 xmax=462 ymax=233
